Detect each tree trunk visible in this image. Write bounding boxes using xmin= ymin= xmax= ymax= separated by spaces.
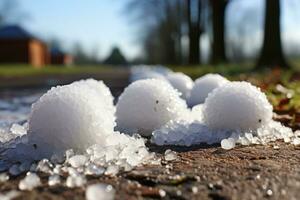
xmin=256 ymin=0 xmax=290 ymax=68
xmin=210 ymin=0 xmax=228 ymax=64
xmin=188 ymin=0 xmax=201 ymax=65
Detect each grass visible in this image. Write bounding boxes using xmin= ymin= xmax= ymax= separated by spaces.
xmin=0 ymin=64 xmax=122 ymax=77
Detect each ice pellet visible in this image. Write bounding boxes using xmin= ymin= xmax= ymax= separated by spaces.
xmin=86 ymin=183 xmax=115 ymax=200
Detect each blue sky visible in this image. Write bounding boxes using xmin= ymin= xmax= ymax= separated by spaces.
xmin=16 ymin=0 xmax=300 ymax=61
xmin=19 ymin=0 xmax=140 ymax=60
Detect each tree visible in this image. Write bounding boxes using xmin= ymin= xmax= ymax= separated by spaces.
xmin=256 ymin=0 xmax=290 ymax=68
xmin=187 ymin=0 xmax=202 ymax=64
xmin=103 ymin=47 xmax=127 ymax=65
xmin=209 ymin=0 xmax=229 ymax=64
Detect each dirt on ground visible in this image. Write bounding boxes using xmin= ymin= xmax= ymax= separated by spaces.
xmin=1 ymin=141 xmax=299 ymax=200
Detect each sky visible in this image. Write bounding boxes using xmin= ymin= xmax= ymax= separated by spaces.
xmin=15 ymin=0 xmax=300 ymax=61
xmin=18 ymin=0 xmax=140 ymax=60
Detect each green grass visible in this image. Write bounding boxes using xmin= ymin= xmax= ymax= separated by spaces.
xmin=0 ymin=64 xmax=122 ymax=77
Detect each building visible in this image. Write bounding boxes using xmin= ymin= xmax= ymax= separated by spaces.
xmin=50 ymin=48 xmax=73 ymax=66
xmin=0 ymin=25 xmax=49 ymax=68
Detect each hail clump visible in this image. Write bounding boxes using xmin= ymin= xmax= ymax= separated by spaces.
xmin=203 ymin=81 xmax=273 ymax=131
xmin=116 ymin=79 xmax=189 ymax=136
xmin=188 ymin=74 xmax=229 ymax=107
xmin=152 ymin=81 xmax=299 ymax=149
xmin=166 ymin=72 xmax=194 ymax=100
xmin=27 ymin=79 xmax=116 ymax=158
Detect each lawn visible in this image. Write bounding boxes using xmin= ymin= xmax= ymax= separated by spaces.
xmin=0 ymin=65 xmax=122 ymax=77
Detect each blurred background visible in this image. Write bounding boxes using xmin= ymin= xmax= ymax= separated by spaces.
xmin=0 ymin=0 xmax=298 ymax=87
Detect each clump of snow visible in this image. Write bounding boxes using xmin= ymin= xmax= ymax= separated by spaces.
xmin=188 ymin=74 xmax=229 ymax=107
xmin=27 ymin=80 xmax=116 ymax=158
xmin=19 ymin=172 xmax=41 ymax=190
xmin=166 ymin=72 xmax=194 ymax=100
xmin=152 ymin=81 xmax=300 ymax=149
xmin=130 ymin=65 xmax=170 ymax=82
xmin=86 ymin=183 xmax=115 ymax=200
xmin=116 ymin=79 xmax=189 ymax=136
xmin=130 ymin=65 xmax=172 ymax=82
xmin=68 ymin=155 xmax=88 ymax=168
xmin=203 ymin=81 xmax=273 ymax=131
xmin=48 ymin=174 xmax=61 ymax=186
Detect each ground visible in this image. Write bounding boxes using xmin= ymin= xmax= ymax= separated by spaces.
xmin=0 ymin=142 xmax=299 ymax=200
xmin=1 ymin=64 xmax=300 ymax=199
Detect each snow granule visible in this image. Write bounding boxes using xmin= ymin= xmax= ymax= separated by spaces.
xmin=19 ymin=172 xmax=41 ymax=190
xmin=27 ymin=80 xmax=116 ymax=159
xmin=116 ymin=79 xmax=189 ymax=136
xmin=203 ymin=81 xmax=273 ymax=131
xmin=188 ymin=74 xmax=229 ymax=107
xmin=166 ymin=72 xmax=194 ymax=100
xmin=86 ymin=183 xmax=115 ymax=200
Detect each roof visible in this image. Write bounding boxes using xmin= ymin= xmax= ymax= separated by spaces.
xmin=0 ymin=25 xmax=38 ymax=40
xmin=51 ymin=48 xmax=67 ymax=56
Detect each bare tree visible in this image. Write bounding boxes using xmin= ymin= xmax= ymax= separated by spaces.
xmin=256 ymin=0 xmax=290 ymax=68
xmin=209 ymin=0 xmax=229 ymax=64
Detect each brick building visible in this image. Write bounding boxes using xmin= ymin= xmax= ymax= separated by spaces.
xmin=0 ymin=25 xmax=49 ymax=68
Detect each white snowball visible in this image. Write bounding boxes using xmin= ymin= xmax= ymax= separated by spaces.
xmin=166 ymin=72 xmax=194 ymax=100
xmin=203 ymin=81 xmax=273 ymax=131
xmin=86 ymin=184 xmax=115 ymax=200
xmin=188 ymin=74 xmax=229 ymax=107
xmin=28 ymin=80 xmax=116 ymax=158
xmin=19 ymin=172 xmax=41 ymax=190
xmin=116 ymin=79 xmax=189 ymax=136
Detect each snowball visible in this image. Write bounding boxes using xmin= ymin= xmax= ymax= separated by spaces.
xmin=221 ymin=138 xmax=236 ymax=150
xmin=166 ymin=72 xmax=194 ymax=99
xmin=116 ymin=79 xmax=189 ymax=136
xmin=188 ymin=74 xmax=229 ymax=107
xmin=19 ymin=172 xmax=41 ymax=190
xmin=27 ymin=80 xmax=116 ymax=158
xmin=86 ymin=184 xmax=115 ymax=200
xmin=203 ymin=81 xmax=273 ymax=131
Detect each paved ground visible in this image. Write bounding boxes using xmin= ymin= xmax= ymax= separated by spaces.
xmin=0 ymin=141 xmax=299 ymax=200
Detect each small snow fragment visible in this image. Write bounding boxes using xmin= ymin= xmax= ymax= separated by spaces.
xmin=19 ymin=172 xmax=41 ymax=190
xmin=221 ymin=138 xmax=236 ymax=150
xmin=36 ymin=159 xmax=53 ymax=174
xmin=86 ymin=183 xmax=115 ymax=200
xmin=66 ymin=174 xmax=87 ymax=188
xmin=0 ymin=190 xmax=20 ymax=200
xmin=164 ymin=149 xmax=178 ymax=161
xmin=48 ymin=174 xmax=61 ymax=186
xmin=68 ymin=155 xmax=88 ymax=168
xmin=159 ymin=189 xmax=166 ymax=197
xmin=10 ymin=123 xmax=27 ymax=136
xmin=292 ymin=138 xmax=300 ymax=146
xmin=0 ymin=173 xmax=9 ymax=182
xmin=85 ymin=164 xmax=105 ymax=176
xmin=105 ymin=165 xmax=119 ymax=176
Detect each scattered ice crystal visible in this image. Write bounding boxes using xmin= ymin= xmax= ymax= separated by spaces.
xmin=203 ymin=81 xmax=273 ymax=131
xmin=116 ymin=79 xmax=189 ymax=136
xmin=0 ymin=173 xmax=9 ymax=182
xmin=68 ymin=155 xmax=88 ymax=168
xmin=27 ymin=80 xmax=116 ymax=159
xmin=48 ymin=174 xmax=61 ymax=186
xmin=166 ymin=72 xmax=194 ymax=99
xmin=164 ymin=149 xmax=178 ymax=161
xmin=19 ymin=172 xmax=41 ymax=190
xmin=221 ymin=138 xmax=236 ymax=150
xmin=0 ymin=190 xmax=20 ymax=200
xmin=188 ymin=74 xmax=229 ymax=107
xmin=66 ymin=174 xmax=87 ymax=188
xmin=86 ymin=183 xmax=115 ymax=200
